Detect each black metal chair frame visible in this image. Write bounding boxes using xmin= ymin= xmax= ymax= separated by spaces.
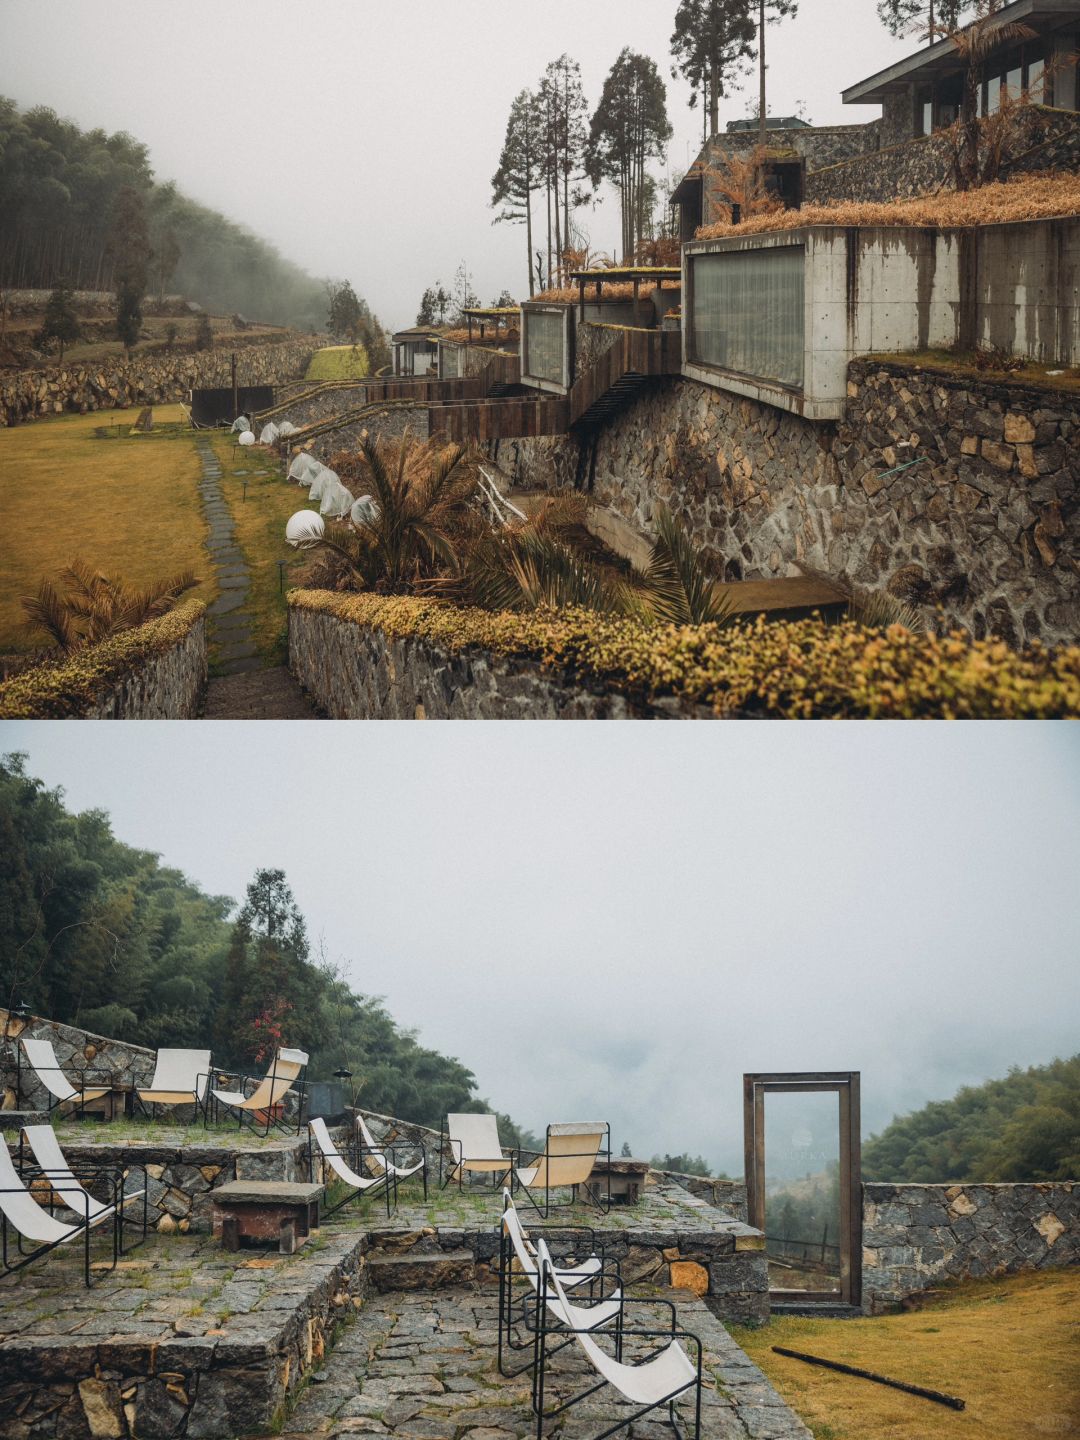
xmin=497 ymin=1198 xmax=623 ymax=1379
xmin=356 ymin=1122 xmax=428 ymax=1201
xmin=513 ymin=1122 xmax=613 ymax=1219
xmin=208 ymin=1054 xmax=309 ymax=1138
xmin=1 ymin=1157 xmax=148 ymax=1289
xmin=129 ymin=1054 xmax=213 ymax=1126
xmin=437 ymin=1114 xmax=514 ymax=1191
xmin=308 ymin=1125 xmax=396 ymax=1218
xmin=16 ymin=1044 xmax=119 ymax=1120
xmin=531 ymin=1254 xmax=703 ymax=1440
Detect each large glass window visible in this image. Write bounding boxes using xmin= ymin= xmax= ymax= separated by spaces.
xmin=523 ymin=308 xmax=567 ymax=386
xmin=689 ymin=245 xmax=805 ymax=390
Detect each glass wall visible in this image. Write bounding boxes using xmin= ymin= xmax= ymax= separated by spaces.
xmin=689 ymin=245 xmax=805 ymax=390
xmin=523 ymin=307 xmax=569 ymax=387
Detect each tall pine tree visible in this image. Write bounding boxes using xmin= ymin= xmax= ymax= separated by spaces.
xmin=587 ymin=51 xmax=672 ymax=262
xmin=671 ymin=0 xmax=756 ymax=139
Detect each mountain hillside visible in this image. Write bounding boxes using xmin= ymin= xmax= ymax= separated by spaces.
xmin=0 ymin=752 xmax=528 ymax=1140
xmin=863 ymin=1055 xmax=1080 ymax=1183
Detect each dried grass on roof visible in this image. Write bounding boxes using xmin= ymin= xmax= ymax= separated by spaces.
xmin=533 ymin=280 xmax=682 ymax=304
xmin=695 ymin=173 xmax=1080 ymax=240
xmin=439 ymin=327 xmax=519 ymax=345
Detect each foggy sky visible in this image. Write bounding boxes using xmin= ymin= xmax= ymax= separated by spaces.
xmin=2 ymin=0 xmax=919 ymax=330
xmin=3 ymin=722 xmax=1077 ymax=1174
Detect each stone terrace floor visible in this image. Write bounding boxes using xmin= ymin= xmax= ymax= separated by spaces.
xmin=260 ymin=1289 xmax=812 ymax=1440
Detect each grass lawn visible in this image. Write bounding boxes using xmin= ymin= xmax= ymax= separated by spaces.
xmin=0 ymin=405 xmax=216 ymax=654
xmin=305 ymin=344 xmax=370 ymax=380
xmin=732 ymin=1270 xmax=1080 ymax=1440
xmin=209 ymin=430 xmax=315 ymax=664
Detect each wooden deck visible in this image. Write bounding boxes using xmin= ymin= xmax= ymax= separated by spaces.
xmin=725 ymin=576 xmax=849 ymax=622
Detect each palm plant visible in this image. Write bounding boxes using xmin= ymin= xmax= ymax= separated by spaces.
xmin=464 ymin=529 xmax=632 ymax=614
xmin=643 ymin=506 xmax=735 ymax=626
xmin=940 ymin=3 xmax=1035 ymax=190
xmin=21 ymin=560 xmax=200 ymax=654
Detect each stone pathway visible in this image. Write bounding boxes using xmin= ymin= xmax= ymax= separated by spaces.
xmin=195 ymin=438 xmax=322 ymax=719
xmin=267 ymin=1289 xmax=812 ymax=1440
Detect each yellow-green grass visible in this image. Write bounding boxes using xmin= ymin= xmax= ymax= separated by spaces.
xmin=209 ymin=431 xmax=315 ymax=663
xmin=0 ymin=405 xmax=216 ymax=653
xmin=732 ymin=1269 xmax=1080 ymax=1440
xmin=305 ymin=344 xmax=370 ymax=380
xmin=867 ymin=350 xmax=1080 ymax=395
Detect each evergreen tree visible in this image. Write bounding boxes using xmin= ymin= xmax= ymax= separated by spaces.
xmin=537 ymin=57 xmax=590 ymax=285
xmin=327 ymin=279 xmax=364 ymax=343
xmin=877 ymin=0 xmax=970 ymax=41
xmin=106 ymin=185 xmax=152 ymax=352
xmin=586 ymin=50 xmax=673 ymax=262
xmin=751 ymin=0 xmax=799 ymax=142
xmin=416 ymin=283 xmax=451 ymax=327
xmin=671 ymin=0 xmax=756 ymax=138
xmin=37 ymin=277 xmax=80 ymax=360
xmin=491 ymin=89 xmax=542 ymax=296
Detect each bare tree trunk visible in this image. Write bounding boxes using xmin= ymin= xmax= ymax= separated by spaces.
xmin=710 ymin=59 xmax=719 ymax=138
xmin=759 ymin=0 xmax=767 ymax=146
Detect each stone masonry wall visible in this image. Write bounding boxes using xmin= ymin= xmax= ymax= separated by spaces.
xmin=862 ymin=1181 xmax=1079 ymax=1313
xmin=806 ymin=107 xmax=1080 ymax=205
xmin=0 ymin=1009 xmax=154 ymax=1115
xmin=84 ymin=613 xmax=207 ymax=719
xmin=287 ymin=602 xmax=699 ymax=719
xmin=308 ymin=404 xmax=430 ymax=464
xmin=1 ymin=337 xmax=318 ymax=426
xmin=506 ymin=361 xmax=1079 ymax=649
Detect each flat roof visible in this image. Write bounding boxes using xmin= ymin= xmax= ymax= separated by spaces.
xmin=462 ymin=307 xmax=519 ymax=318
xmin=568 ymin=266 xmax=682 ymax=282
xmin=843 ymin=0 xmax=1079 ymax=102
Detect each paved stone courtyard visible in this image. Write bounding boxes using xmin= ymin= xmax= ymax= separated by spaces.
xmin=261 ymin=1289 xmax=811 ymax=1440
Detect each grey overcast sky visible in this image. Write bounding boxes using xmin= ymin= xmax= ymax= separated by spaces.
xmin=2 ymin=0 xmax=920 ymax=330
xmin=3 ymin=722 xmax=1078 ymax=1173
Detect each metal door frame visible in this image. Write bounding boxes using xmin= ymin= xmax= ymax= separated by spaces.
xmin=743 ymin=1071 xmax=862 ymax=1307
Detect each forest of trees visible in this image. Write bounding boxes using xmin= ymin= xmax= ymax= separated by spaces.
xmin=0 ymin=98 xmax=377 ymax=334
xmin=863 ymin=1056 xmax=1080 ymax=1182
xmin=0 ymin=753 xmax=528 ymax=1138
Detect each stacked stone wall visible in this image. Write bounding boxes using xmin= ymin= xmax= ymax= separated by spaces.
xmin=506 ymin=360 xmax=1079 ymax=649
xmin=862 ymin=1181 xmax=1079 ymax=1312
xmin=1 ymin=337 xmax=318 ymax=426
xmin=0 ymin=1009 xmax=154 ymax=1115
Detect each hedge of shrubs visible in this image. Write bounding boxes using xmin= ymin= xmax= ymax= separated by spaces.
xmin=288 ymin=589 xmax=1080 ymax=719
xmin=0 ymin=600 xmax=206 ymax=719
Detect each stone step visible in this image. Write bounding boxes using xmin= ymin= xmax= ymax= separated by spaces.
xmin=367 ymin=1251 xmax=476 ymax=1292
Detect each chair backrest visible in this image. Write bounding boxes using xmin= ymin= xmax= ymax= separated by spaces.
xmin=20 ymin=1039 xmax=77 ymax=1103
xmin=310 ymin=1116 xmax=360 ymax=1187
xmin=22 ymin=1124 xmax=109 ymax=1220
xmin=527 ymin=1123 xmax=606 ymax=1190
xmin=501 ymin=1197 xmax=539 ymax=1278
xmin=241 ymin=1047 xmax=308 ymax=1110
xmin=0 ymin=1139 xmax=79 ymax=1244
xmin=447 ymin=1112 xmax=503 ymax=1161
xmin=147 ymin=1048 xmax=212 ymax=1099
xmin=536 ymin=1240 xmax=695 ymax=1402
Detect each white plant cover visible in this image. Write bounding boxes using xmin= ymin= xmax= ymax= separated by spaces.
xmin=230 ymin=415 xmax=250 ymax=432
xmin=307 ymin=464 xmax=335 ymax=503
xmin=289 ymin=453 xmax=320 ymax=485
xmin=259 ymin=422 xmax=280 ymax=445
xmin=319 ymin=476 xmax=355 ymax=519
xmin=277 ymin=420 xmax=298 ymax=437
xmin=286 ymin=510 xmax=326 ymax=548
xmin=350 ymin=495 xmax=379 ymax=529
xmin=238 ymin=430 xmax=255 ymax=446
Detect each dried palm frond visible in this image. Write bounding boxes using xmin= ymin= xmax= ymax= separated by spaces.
xmin=849 ymin=588 xmax=927 ymax=633
xmin=642 ymin=506 xmax=735 ymax=628
xmin=465 ymin=530 xmax=632 ymax=615
xmin=21 ymin=563 xmax=201 ymax=653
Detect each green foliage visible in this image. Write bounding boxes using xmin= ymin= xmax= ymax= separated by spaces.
xmin=651 ymin=1152 xmax=719 ymax=1176
xmin=863 ymin=1055 xmax=1080 ymax=1182
xmin=287 ymin=589 xmax=1080 ymax=719
xmin=194 ymin=313 xmax=213 ymax=351
xmin=670 ymin=1 xmax=756 ymax=133
xmin=587 ymin=50 xmax=673 ymax=260
xmin=417 ymin=283 xmax=451 ymax=327
xmin=37 ymin=277 xmax=80 ymax=359
xmin=0 ymin=754 xmax=507 ymax=1128
xmin=107 ymin=185 xmax=152 ymax=351
xmin=877 ymin=0 xmax=969 ymax=42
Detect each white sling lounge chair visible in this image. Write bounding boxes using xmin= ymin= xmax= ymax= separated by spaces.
xmin=134 ymin=1048 xmax=212 ymax=1120
xmin=356 ymin=1113 xmax=427 ymax=1197
xmin=498 ymin=1191 xmax=623 ymax=1378
xmin=19 ymin=1037 xmax=110 ymax=1116
xmin=21 ymin=1123 xmax=147 ymax=1258
xmin=440 ymin=1112 xmax=514 ymax=1189
xmin=0 ymin=1138 xmax=121 ymax=1287
xmin=211 ymin=1047 xmax=309 ymax=1136
xmin=514 ymin=1122 xmax=611 ymax=1217
xmin=533 ymin=1239 xmax=702 ymax=1440
xmin=309 ymin=1117 xmax=394 ymax=1216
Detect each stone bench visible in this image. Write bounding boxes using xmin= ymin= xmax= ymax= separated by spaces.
xmin=590 ymin=1156 xmax=650 ymax=1204
xmin=211 ymin=1179 xmax=324 ymax=1254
